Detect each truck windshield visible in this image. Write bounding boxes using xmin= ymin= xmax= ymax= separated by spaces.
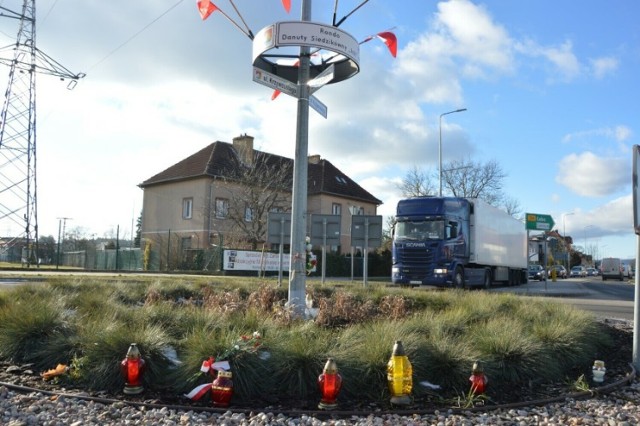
xmin=395 ymin=220 xmax=444 ymax=240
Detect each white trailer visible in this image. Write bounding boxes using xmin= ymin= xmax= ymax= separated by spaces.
xmin=468 ymin=198 xmax=528 ymax=282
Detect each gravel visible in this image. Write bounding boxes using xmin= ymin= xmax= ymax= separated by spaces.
xmin=1 ymin=378 xmax=639 ymax=425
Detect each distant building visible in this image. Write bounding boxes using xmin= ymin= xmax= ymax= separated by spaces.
xmin=138 ymin=134 xmax=381 ymax=268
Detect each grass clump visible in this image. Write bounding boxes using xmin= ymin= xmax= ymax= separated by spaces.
xmin=0 ymin=276 xmax=617 ymax=408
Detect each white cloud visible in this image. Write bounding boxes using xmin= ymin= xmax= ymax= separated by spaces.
xmin=435 ymin=0 xmax=514 ymax=72
xmin=590 ymin=56 xmax=618 ymax=79
xmin=564 ymin=195 xmax=632 ymax=237
xmin=555 ymin=152 xmax=628 ymax=197
xmin=516 ymin=39 xmax=581 ymax=82
xmin=562 ymin=125 xmax=633 ymax=144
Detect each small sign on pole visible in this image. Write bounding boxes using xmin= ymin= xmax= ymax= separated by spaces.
xmin=632 ymin=145 xmax=640 ymax=371
xmin=525 ymin=213 xmax=555 ymax=231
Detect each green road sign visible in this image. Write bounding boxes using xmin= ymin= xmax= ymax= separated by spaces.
xmin=525 ymin=213 xmax=555 ymax=231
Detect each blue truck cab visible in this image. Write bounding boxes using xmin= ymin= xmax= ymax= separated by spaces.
xmin=392 ymin=197 xmax=470 ymax=286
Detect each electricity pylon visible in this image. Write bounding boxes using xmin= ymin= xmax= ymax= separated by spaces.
xmin=0 ymin=1 xmax=84 ymax=265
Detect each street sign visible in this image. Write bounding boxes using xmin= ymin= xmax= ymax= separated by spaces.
xmin=633 ymin=145 xmax=640 ymax=235
xmin=308 ymin=64 xmax=335 ymax=93
xmin=309 ymin=95 xmax=327 ymax=118
xmin=252 ymin=67 xmax=299 ymax=98
xmin=525 ymin=213 xmax=555 ymax=231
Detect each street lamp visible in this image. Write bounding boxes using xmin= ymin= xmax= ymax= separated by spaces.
xmin=562 ymin=212 xmax=574 ymax=271
xmin=439 ymin=108 xmax=467 ymax=197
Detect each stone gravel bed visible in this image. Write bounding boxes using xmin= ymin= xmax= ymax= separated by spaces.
xmin=1 ymin=378 xmax=639 ymax=426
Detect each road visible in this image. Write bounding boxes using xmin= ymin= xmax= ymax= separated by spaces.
xmin=506 ymin=275 xmax=637 ymax=321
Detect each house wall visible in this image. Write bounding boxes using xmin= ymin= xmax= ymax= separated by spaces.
xmin=141 ymin=180 xmax=380 ymax=264
xmin=141 ymin=179 xmax=207 ymax=251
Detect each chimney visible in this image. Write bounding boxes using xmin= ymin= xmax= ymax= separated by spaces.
xmin=233 ymin=134 xmax=254 ymax=166
xmin=308 ymin=154 xmax=321 ymax=164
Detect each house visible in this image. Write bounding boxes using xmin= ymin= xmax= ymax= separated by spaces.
xmin=138 ymin=134 xmax=382 ymax=268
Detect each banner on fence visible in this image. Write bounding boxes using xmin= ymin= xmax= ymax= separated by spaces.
xmin=223 ymin=250 xmax=291 ymax=271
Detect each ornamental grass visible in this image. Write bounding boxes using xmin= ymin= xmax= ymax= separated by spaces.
xmin=0 ymin=276 xmax=614 ymax=407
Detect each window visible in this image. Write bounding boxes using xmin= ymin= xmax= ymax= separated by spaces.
xmin=182 ymin=198 xmax=193 ymax=219
xmin=215 ymin=198 xmax=229 ymax=219
xmin=332 ymin=203 xmax=341 ymax=215
xmin=245 ymin=206 xmax=254 ymax=222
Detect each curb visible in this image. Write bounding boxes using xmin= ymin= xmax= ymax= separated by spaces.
xmin=0 ymin=364 xmax=636 ymax=418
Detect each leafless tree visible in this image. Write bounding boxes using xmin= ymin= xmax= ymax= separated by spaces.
xmin=398 ymin=158 xmax=521 ymax=217
xmin=397 ymin=165 xmax=436 ymax=197
xmin=442 ymin=158 xmax=505 ymax=201
xmin=222 ymin=154 xmax=293 ymax=249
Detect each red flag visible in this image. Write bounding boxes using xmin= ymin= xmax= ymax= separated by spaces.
xmin=197 ymin=0 xmax=217 ymax=20
xmin=376 ymin=32 xmax=397 ymax=58
xmin=282 ymin=0 xmax=291 ymax=13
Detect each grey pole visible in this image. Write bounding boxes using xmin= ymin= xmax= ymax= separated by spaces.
xmin=288 ymin=0 xmax=312 ymax=317
xmin=438 ymin=108 xmax=467 ymax=197
xmin=634 ymin=235 xmax=640 ymax=370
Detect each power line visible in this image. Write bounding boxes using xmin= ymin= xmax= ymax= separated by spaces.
xmin=87 ymin=0 xmax=185 ymax=73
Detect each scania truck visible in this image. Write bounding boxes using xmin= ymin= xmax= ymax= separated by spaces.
xmin=391 ymin=197 xmax=527 ymax=288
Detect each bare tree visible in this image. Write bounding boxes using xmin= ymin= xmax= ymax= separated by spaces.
xmin=222 ymin=155 xmax=293 ymax=249
xmin=398 ymin=158 xmax=521 ymax=217
xmin=442 ymin=158 xmax=505 ymax=202
xmin=397 ymin=165 xmax=436 ymax=197
xmin=501 ymin=195 xmax=523 ymax=219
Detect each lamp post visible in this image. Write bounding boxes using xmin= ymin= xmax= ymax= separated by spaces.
xmin=439 ymin=108 xmax=467 ymax=196
xmin=562 ymin=212 xmax=574 ymax=271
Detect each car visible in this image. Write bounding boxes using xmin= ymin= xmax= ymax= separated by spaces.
xmin=548 ymin=265 xmax=567 ymax=279
xmin=586 ymin=267 xmax=598 ymax=276
xmin=569 ymin=266 xmax=587 ymax=278
xmin=528 ymin=265 xmax=546 ymax=281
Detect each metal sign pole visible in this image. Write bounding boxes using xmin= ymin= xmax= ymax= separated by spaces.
xmin=363 ymin=217 xmax=369 ymax=287
xmin=322 ymin=218 xmax=327 ymax=285
xmin=288 ymin=0 xmax=312 ymax=316
xmin=278 ymin=217 xmax=285 ymax=286
xmin=634 ymin=235 xmax=640 ymax=370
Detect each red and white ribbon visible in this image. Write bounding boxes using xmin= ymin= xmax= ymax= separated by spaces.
xmin=185 ymin=383 xmax=211 ymax=400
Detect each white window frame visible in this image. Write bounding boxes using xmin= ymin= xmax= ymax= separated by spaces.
xmin=215 ymin=198 xmax=229 ymax=219
xmin=332 ymin=203 xmax=342 ymax=215
xmin=245 ymin=206 xmax=254 ymax=222
xmin=182 ymin=198 xmax=193 ymax=219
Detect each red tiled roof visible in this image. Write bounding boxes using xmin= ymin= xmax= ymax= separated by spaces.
xmin=139 ymin=141 xmax=381 ymax=205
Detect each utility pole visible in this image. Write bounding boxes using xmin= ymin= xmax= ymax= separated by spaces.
xmin=0 ymin=1 xmax=84 ymax=265
xmin=56 ymin=217 xmax=71 ymax=269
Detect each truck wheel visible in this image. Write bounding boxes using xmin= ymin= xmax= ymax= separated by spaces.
xmin=454 ymin=267 xmax=465 ymax=289
xmin=483 ymin=270 xmax=492 ymax=289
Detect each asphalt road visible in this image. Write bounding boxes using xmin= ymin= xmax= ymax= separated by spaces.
xmin=492 ymin=275 xmax=637 ymax=321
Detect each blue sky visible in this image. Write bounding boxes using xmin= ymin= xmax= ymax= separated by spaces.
xmin=0 ymin=0 xmax=638 ymax=259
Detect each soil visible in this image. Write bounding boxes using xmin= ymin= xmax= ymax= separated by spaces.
xmin=0 ymin=319 xmax=634 ymax=412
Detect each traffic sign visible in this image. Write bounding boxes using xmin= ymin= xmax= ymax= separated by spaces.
xmin=633 ymin=145 xmax=640 ymax=234
xmin=308 ymin=64 xmax=335 ymax=93
xmin=525 ymin=213 xmax=555 ymax=231
xmin=253 ymin=67 xmax=299 ymax=98
xmin=309 ymin=95 xmax=327 ymax=118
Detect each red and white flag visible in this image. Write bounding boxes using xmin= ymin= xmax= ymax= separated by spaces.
xmin=197 ymin=0 xmax=217 ymax=20
xmin=282 ymin=0 xmax=291 ymax=13
xmin=376 ymin=31 xmax=397 ymax=58
xmin=362 ymin=31 xmax=398 ymax=58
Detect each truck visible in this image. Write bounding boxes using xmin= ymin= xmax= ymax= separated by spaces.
xmin=391 ymin=197 xmax=527 ymax=288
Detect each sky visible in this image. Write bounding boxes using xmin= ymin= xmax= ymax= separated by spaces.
xmin=0 ymin=0 xmax=638 ymax=259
